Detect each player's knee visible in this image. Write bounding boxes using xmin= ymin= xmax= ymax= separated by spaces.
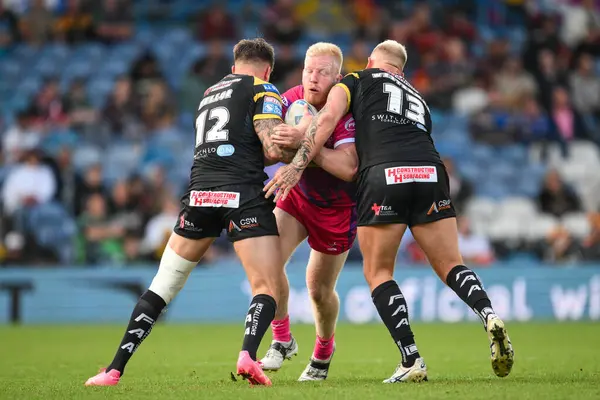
xmin=148 ymin=245 xmax=197 ymax=304
xmin=307 ymin=283 xmax=335 ymax=305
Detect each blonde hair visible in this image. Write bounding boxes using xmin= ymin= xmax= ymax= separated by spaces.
xmin=372 ymin=40 xmax=408 ymax=70
xmin=305 ymin=42 xmax=343 ymax=74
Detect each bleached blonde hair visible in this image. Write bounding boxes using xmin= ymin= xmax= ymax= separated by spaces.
xmin=372 ymin=40 xmax=408 ymax=70
xmin=305 ymin=42 xmax=343 ymax=74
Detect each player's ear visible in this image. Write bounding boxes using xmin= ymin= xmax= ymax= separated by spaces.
xmin=335 ymin=73 xmax=343 ymax=83
xmin=264 ymin=66 xmax=272 ymax=82
xmin=231 ymin=65 xmax=235 ymax=74
xmin=366 ymin=57 xmax=373 ymax=68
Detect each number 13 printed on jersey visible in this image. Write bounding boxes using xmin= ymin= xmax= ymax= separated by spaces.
xmin=383 ymin=83 xmax=426 ymax=126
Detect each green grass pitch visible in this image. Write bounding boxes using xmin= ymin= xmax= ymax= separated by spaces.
xmin=1 ymin=322 xmax=599 ymax=399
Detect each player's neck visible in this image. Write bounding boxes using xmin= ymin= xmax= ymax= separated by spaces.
xmin=372 ymin=63 xmax=403 ymax=76
xmin=233 ymin=65 xmax=268 ymax=81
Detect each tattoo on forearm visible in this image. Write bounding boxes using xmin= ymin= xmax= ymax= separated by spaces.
xmin=254 ymin=118 xmax=285 ymax=159
xmin=290 ymin=105 xmax=327 ymax=171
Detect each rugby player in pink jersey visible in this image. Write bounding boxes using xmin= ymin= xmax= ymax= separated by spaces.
xmin=259 ymin=42 xmax=358 ymax=381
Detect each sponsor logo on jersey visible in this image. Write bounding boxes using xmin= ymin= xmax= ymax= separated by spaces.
xmin=345 ymin=117 xmax=356 ymax=131
xmin=262 ymin=99 xmax=282 ymax=117
xmin=384 ymin=166 xmax=438 ymax=185
xmin=262 ymin=83 xmax=279 ymax=94
xmin=190 ymin=191 xmax=240 ymax=208
xmin=216 ymin=144 xmax=235 ymax=157
xmin=281 ymin=96 xmax=289 ymax=107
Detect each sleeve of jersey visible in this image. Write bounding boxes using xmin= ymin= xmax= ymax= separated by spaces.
xmin=253 ymin=81 xmax=284 ymax=122
xmin=332 ymin=114 xmax=356 ymax=148
xmin=280 ymin=85 xmax=303 ymax=117
xmin=334 ymin=72 xmax=359 ymax=114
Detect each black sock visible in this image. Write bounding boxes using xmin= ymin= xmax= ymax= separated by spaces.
xmin=106 ymin=290 xmax=167 ymax=374
xmin=446 ymin=265 xmax=495 ymax=329
xmin=372 ymin=280 xmax=420 ymax=368
xmin=241 ymin=294 xmax=277 ymax=360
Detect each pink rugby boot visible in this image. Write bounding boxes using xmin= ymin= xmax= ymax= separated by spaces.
xmin=84 ymin=368 xmax=121 ymax=386
xmin=236 ymin=351 xmax=272 ymax=386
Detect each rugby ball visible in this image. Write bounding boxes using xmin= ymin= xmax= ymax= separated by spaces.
xmin=285 ymin=99 xmax=318 ymax=126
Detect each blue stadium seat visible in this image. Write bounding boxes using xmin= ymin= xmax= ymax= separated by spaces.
xmin=498 ymin=144 xmax=528 ymax=165
xmin=72 ymin=144 xmax=102 ymax=171
xmin=24 ymin=202 xmax=77 ymax=265
xmin=87 ymin=78 xmax=115 ymax=108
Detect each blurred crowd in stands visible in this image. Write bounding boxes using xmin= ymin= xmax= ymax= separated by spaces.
xmin=1 ymin=0 xmax=600 ymax=267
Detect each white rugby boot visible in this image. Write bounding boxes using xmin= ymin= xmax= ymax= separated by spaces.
xmin=487 ymin=314 xmax=514 ymax=377
xmin=298 ymin=344 xmax=335 ymax=381
xmin=259 ymin=336 xmax=298 ymax=371
xmin=383 ymin=357 xmax=428 ymax=383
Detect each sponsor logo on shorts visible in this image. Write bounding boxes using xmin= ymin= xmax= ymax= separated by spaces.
xmin=190 ymin=191 xmax=240 ymax=208
xmin=371 ymin=203 xmax=397 ymax=217
xmin=427 ymin=199 xmax=452 ymax=215
xmin=385 ymin=166 xmax=438 ymax=185
xmin=228 ymin=217 xmax=260 ymax=233
xmin=327 ymin=242 xmax=339 ymax=252
xmin=216 ymin=144 xmax=235 ymax=157
xmin=180 ymin=215 xmax=202 ymax=232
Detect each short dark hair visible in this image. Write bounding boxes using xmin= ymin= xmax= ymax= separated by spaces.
xmin=233 ymin=38 xmax=275 ymax=70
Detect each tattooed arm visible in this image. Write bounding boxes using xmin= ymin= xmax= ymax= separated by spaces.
xmin=290 ymin=85 xmax=349 ymax=172
xmin=264 ymin=86 xmax=349 ymax=201
xmin=254 ymin=118 xmax=297 ymax=164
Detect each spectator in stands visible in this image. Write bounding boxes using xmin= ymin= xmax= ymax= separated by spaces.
xmin=569 ymin=53 xmax=600 ymax=140
xmin=2 ymin=109 xmax=42 ymax=165
xmin=77 ymin=192 xmax=124 ymax=264
xmin=297 ymin=0 xmax=355 ymax=38
xmin=264 ymin=0 xmax=304 ymax=44
xmin=54 ymin=0 xmax=95 ymax=44
xmin=452 ymin=72 xmax=490 ymax=115
xmin=523 ymin=14 xmax=562 ymax=73
xmin=517 ymin=96 xmax=553 ymax=147
xmin=2 ymin=149 xmax=57 ymax=216
xmin=538 ymin=169 xmax=582 ymax=217
xmin=64 ymin=79 xmax=97 ymax=132
xmin=129 ymin=51 xmax=164 ymax=95
xmin=457 ymin=216 xmax=495 ymax=265
xmin=180 ymin=60 xmax=209 ymax=115
xmin=196 ymin=3 xmax=237 ymax=42
xmin=426 ymin=37 xmax=472 ymax=110
xmin=102 ymin=76 xmax=140 ymax=137
xmin=470 ymin=91 xmax=519 ymax=145
xmin=550 ymin=86 xmax=587 ymax=150
xmin=443 ymin=8 xmax=477 ymax=44
xmin=543 ymin=225 xmax=582 ymax=263
xmin=535 ymin=49 xmax=568 ymax=111
xmin=32 ymin=77 xmax=69 ymax=127
xmin=270 ymin=44 xmax=300 ymax=87
xmin=582 ymin=211 xmax=600 ymax=260
xmin=18 ymin=0 xmax=53 ymax=46
xmin=108 ymin=180 xmax=143 ymax=235
xmin=0 ymin=2 xmax=19 ymax=55
xmin=139 ymin=80 xmax=174 ymax=130
xmin=343 ymin=39 xmax=369 ymax=74
xmin=141 ymin=196 xmax=179 ymax=261
xmin=94 ymin=0 xmax=133 ymax=44
xmin=561 ymin=0 xmax=600 ymax=50
xmin=494 ymin=57 xmax=538 ymax=110
xmin=443 ymin=157 xmax=472 ymax=213
xmin=73 ymin=163 xmax=107 ymax=216
xmin=193 ymin=40 xmax=231 ymax=87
